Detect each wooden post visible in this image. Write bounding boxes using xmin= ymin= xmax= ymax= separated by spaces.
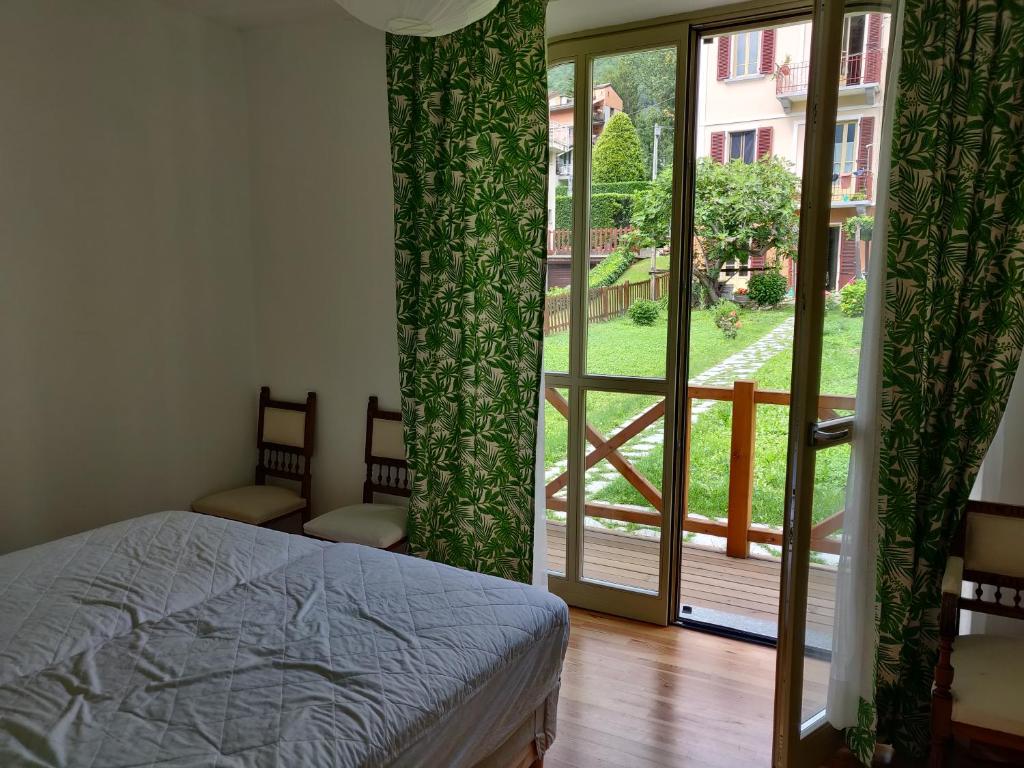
xmin=726 ymin=380 xmax=757 ymax=558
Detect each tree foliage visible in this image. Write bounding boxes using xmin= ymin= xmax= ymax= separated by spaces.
xmin=591 ymin=112 xmax=646 ymax=184
xmin=692 ymin=157 xmax=800 ymax=306
xmin=594 ymin=49 xmax=677 ymax=177
xmin=548 ymin=49 xmax=677 ymax=178
xmin=631 ymin=165 xmax=673 ymax=248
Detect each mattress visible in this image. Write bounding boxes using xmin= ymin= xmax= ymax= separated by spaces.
xmin=0 ymin=511 xmax=568 ymax=767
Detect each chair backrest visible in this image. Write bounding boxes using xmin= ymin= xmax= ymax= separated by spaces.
xmin=952 ymin=500 xmax=1024 ymax=620
xmin=256 ymin=386 xmax=316 ymax=503
xmin=363 ymin=396 xmax=411 ymax=503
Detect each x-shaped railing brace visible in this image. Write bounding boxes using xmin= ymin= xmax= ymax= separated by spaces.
xmin=544 ymin=388 xmax=665 ymax=513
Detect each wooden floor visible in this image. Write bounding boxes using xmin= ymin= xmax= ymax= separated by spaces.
xmin=546 ymin=521 xmax=837 ymax=638
xmin=545 ymin=608 xmax=831 ymax=768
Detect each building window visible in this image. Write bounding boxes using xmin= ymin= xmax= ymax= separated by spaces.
xmin=732 ymin=30 xmax=761 ymax=77
xmin=833 ymin=121 xmax=857 ymax=175
xmin=729 ymin=130 xmax=756 ymax=163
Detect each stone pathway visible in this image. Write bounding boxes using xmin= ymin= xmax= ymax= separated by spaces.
xmin=545 ymin=316 xmax=796 ymax=502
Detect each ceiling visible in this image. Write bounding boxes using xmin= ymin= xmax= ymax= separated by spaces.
xmin=164 ymin=0 xmax=722 ymax=35
xmin=546 ymin=0 xmax=719 ymax=38
xmin=161 ymin=0 xmax=342 ymax=27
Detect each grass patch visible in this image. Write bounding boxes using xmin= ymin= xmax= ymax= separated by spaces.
xmin=617 ymin=254 xmax=670 ymax=285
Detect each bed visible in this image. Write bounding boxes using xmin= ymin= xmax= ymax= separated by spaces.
xmin=0 ymin=511 xmax=568 ymax=767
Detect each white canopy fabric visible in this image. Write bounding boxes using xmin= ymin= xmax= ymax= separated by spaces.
xmin=336 ymin=0 xmax=499 ymax=35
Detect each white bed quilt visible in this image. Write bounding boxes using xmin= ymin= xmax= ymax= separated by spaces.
xmin=0 ymin=511 xmax=568 ymax=767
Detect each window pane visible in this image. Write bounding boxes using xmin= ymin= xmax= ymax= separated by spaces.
xmin=748 ymin=31 xmax=761 ymax=74
xmin=581 ymin=391 xmax=665 ymax=593
xmin=544 ymin=61 xmax=574 ymax=374
xmin=735 ymin=33 xmax=746 ymax=75
xmin=543 ymin=386 xmax=570 ymax=576
xmin=585 ymin=46 xmax=676 ymax=379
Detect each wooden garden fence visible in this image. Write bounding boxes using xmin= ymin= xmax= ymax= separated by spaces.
xmin=544 ymin=273 xmax=670 ymax=336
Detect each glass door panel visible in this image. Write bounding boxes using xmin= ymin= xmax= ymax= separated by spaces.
xmin=581 ymin=390 xmax=665 ymax=592
xmin=544 ymin=24 xmax=687 ymax=625
xmin=543 ymin=386 xmax=571 ymax=576
xmin=585 ymin=47 xmax=677 ymax=380
xmin=679 ymin=18 xmax=812 ymax=639
xmin=544 ymin=60 xmax=575 ymax=373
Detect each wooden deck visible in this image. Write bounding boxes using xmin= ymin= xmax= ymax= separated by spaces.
xmin=546 ymin=521 xmax=837 ymax=639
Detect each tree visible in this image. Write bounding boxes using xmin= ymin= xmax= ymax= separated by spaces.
xmin=591 ymin=112 xmax=646 ymax=183
xmin=692 ymin=157 xmax=800 ymax=307
xmin=594 ymin=48 xmax=678 ymax=177
xmin=631 ymin=165 xmax=673 ymax=247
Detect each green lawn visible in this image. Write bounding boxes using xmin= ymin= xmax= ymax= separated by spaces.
xmin=617 ymin=254 xmax=670 ymax=284
xmin=542 ymin=306 xmax=796 ymax=468
xmin=543 ymin=304 xmax=864 ymax=531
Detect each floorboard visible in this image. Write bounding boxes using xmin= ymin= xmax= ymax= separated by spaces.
xmin=545 ymin=608 xmax=831 ymax=767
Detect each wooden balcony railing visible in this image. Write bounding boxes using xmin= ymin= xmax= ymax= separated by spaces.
xmin=544 ymin=381 xmax=856 ymax=558
xmin=547 ymin=226 xmax=632 ymax=256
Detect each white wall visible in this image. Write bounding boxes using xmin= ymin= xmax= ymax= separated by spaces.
xmin=0 ymin=0 xmax=257 ymax=552
xmin=243 ymin=17 xmax=400 ymax=518
xmin=968 ymin=365 xmax=1024 ymax=636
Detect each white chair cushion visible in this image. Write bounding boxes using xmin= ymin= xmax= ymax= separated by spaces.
xmin=951 ymin=634 xmax=1024 ymax=737
xmin=192 ymin=485 xmax=305 ymax=525
xmin=304 ymin=503 xmax=408 ymax=548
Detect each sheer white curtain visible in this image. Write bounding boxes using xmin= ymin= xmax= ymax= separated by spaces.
xmin=827 ymin=1 xmax=904 ymax=728
xmin=532 ymin=375 xmax=548 ymax=586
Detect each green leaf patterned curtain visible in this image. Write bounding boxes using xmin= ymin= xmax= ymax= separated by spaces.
xmin=849 ymin=0 xmax=1024 ymax=761
xmin=385 ymin=0 xmax=548 ymax=583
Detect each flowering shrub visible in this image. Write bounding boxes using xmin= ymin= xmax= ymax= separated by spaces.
xmin=714 ymin=303 xmax=743 ymax=339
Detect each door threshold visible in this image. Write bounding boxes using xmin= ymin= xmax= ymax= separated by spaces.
xmin=676 ymin=606 xmax=832 ymax=661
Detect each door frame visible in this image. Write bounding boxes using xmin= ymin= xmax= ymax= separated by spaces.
xmin=772 ymin=0 xmax=847 ymax=764
xmin=545 ymin=21 xmax=690 ymax=625
xmin=544 ymin=0 xmax=824 ymax=626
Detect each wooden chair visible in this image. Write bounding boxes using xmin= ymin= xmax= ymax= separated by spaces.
xmin=193 ymin=387 xmax=316 ymax=530
xmin=930 ymin=500 xmax=1024 ymax=767
xmin=303 ymin=396 xmax=411 ymax=550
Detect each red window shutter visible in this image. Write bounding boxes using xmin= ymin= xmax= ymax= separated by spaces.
xmin=756 ymin=126 xmax=774 ymax=159
xmin=856 ymin=116 xmax=875 ymax=193
xmin=717 ymin=37 xmax=730 ymax=80
xmin=864 ymin=13 xmax=883 ymax=83
xmin=710 ymin=131 xmax=726 ymax=163
xmin=750 ymin=253 xmax=765 ymax=270
xmin=760 ymin=29 xmax=776 ymax=75
xmin=838 ymin=232 xmax=858 ymax=288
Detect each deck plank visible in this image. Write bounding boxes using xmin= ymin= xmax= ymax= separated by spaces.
xmin=546 ymin=521 xmax=837 ymax=637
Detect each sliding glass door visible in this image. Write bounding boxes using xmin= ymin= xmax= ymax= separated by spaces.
xmin=544 ymin=24 xmax=688 ymax=624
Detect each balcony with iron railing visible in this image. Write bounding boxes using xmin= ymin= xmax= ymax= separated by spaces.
xmin=831 ymin=169 xmax=873 ymax=205
xmin=776 ymin=48 xmax=884 ymax=112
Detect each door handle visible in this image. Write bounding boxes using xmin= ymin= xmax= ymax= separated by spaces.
xmin=810 ymin=415 xmax=854 ymax=448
